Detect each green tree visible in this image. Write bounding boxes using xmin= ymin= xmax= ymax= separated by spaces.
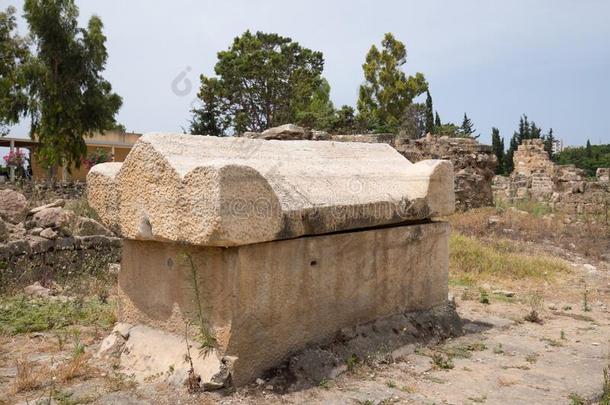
xmin=424 ymin=90 xmax=434 ymax=134
xmin=357 ymin=33 xmax=427 ymax=133
xmin=555 ymin=142 xmax=610 ymax=177
xmin=434 ymin=111 xmax=441 ymax=130
xmin=0 ymin=6 xmax=30 ymax=135
xmin=190 ymin=76 xmax=228 ymax=136
xmin=295 ymin=78 xmax=335 ymax=130
xmin=543 ymin=128 xmax=555 ymax=159
xmin=399 ymin=103 xmax=426 ymax=139
xmin=193 ymin=31 xmax=324 ymax=134
xmin=491 ymin=127 xmax=505 ymax=174
xmin=331 ymin=105 xmax=357 ymax=133
xmin=459 ymin=113 xmax=478 ymax=138
xmin=23 ymin=0 xmax=122 ymax=171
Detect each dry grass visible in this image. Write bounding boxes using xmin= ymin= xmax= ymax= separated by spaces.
xmin=449 ymin=233 xmax=571 ymax=287
xmin=57 ymin=353 xmax=92 ymax=383
xmin=12 ymin=357 xmax=48 ymax=394
xmin=449 ymin=206 xmax=609 ymax=260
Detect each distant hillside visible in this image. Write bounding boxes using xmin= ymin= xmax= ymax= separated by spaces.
xmin=555 ymin=143 xmax=610 ymax=177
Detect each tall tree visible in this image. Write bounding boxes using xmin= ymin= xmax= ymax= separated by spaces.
xmin=491 ymin=127 xmax=505 ymax=174
xmin=331 ymin=105 xmax=357 ymax=134
xmin=295 ymin=78 xmax=335 ymax=130
xmin=543 ymin=128 xmax=555 ymax=159
xmin=192 ymin=31 xmax=324 ymax=134
xmin=586 ymin=139 xmax=592 ymax=157
xmin=357 ymin=33 xmax=427 ymax=133
xmin=424 ymin=90 xmax=434 ymax=134
xmin=23 ymin=0 xmax=122 ymax=171
xmin=189 ymin=76 xmax=227 ymax=136
xmin=0 ymin=6 xmax=30 ymax=135
xmin=459 ymin=113 xmax=478 ymax=139
xmin=434 ymin=111 xmax=441 ymax=129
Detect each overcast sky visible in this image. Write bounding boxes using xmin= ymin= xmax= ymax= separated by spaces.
xmin=6 ymin=0 xmax=610 ymax=146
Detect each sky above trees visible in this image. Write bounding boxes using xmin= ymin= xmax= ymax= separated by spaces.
xmin=5 ymin=0 xmax=610 ymax=146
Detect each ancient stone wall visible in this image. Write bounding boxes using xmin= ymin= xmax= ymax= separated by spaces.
xmin=493 ymin=139 xmax=610 ymax=216
xmin=244 ymin=125 xmax=497 ymax=211
xmin=0 ymin=235 xmax=121 ymax=291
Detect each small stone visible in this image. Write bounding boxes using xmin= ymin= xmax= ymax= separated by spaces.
xmin=0 ymin=189 xmax=28 ymax=224
xmin=492 ymin=290 xmax=515 ymax=297
xmin=39 ymin=227 xmax=58 ymax=240
xmin=256 ymin=378 xmax=265 ymax=385
xmin=547 ymin=303 xmax=557 ymax=310
xmin=583 ymin=264 xmax=597 ymax=272
xmin=32 ymin=207 xmax=74 ymax=229
xmin=265 ymin=385 xmax=273 ymax=391
xmin=24 ymin=281 xmax=51 ymax=297
xmin=72 ymin=216 xmax=113 ymax=236
xmin=29 ymin=227 xmax=44 ymax=236
xmin=28 ymin=199 xmax=65 ymax=215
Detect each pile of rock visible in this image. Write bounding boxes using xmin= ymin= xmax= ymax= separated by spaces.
xmin=0 ymin=188 xmax=121 ymax=289
xmin=493 ymin=139 xmax=610 ymax=216
xmin=242 ymin=123 xmax=331 ymax=141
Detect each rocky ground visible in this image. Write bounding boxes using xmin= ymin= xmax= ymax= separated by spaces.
xmin=0 ymin=205 xmax=608 ymax=404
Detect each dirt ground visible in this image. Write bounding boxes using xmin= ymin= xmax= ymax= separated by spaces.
xmin=1 ymin=211 xmax=609 ymax=404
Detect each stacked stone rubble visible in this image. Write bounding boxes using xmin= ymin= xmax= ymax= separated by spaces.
xmin=493 ymin=139 xmax=610 ymax=216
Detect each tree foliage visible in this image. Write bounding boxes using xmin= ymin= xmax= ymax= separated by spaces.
xmin=555 ymin=142 xmax=610 ymax=177
xmin=459 ymin=113 xmax=478 ymax=138
xmin=192 ymin=31 xmax=325 ymax=135
xmin=23 ymin=0 xmax=122 ymax=170
xmin=424 ymin=90 xmax=434 ymax=134
xmin=0 ymin=6 xmax=30 ymax=135
xmin=491 ymin=127 xmax=505 ymax=174
xmin=357 ymin=33 xmax=427 ymax=133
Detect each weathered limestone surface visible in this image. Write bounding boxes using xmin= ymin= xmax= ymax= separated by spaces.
xmin=240 ymin=128 xmax=496 ymax=211
xmin=89 ymin=131 xmax=456 ymax=388
xmin=89 ymin=133 xmax=454 ymax=246
xmin=117 ymin=221 xmax=449 ymax=386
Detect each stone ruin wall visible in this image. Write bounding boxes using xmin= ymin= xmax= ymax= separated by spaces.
xmin=493 ymin=139 xmax=610 ymax=217
xmin=245 ymin=125 xmax=497 ymax=211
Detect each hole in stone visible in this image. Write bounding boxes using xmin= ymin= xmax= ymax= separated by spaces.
xmin=310 ymin=260 xmax=317 ymax=266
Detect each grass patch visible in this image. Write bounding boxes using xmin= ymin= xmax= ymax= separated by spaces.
xmin=449 ymin=233 xmax=570 ymax=284
xmin=0 ymin=295 xmax=116 ymax=335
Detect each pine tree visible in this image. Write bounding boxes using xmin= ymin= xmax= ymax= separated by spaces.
xmin=491 ymin=127 xmax=505 ymax=174
xmin=357 ymin=33 xmax=428 ymax=132
xmin=424 ymin=90 xmax=434 ymax=134
xmin=586 ymin=139 xmax=592 ymax=157
xmin=459 ymin=113 xmax=478 ymax=139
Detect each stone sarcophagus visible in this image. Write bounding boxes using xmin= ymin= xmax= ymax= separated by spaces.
xmin=88 ymin=133 xmax=455 ymax=388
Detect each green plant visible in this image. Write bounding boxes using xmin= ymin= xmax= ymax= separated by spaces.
xmin=479 ymin=289 xmax=490 ymax=305
xmin=560 ymin=330 xmax=566 ymax=340
xmin=583 ymin=282 xmax=592 ymax=312
xmin=431 ymin=353 xmax=454 ymax=370
xmin=386 ymin=380 xmax=396 ymax=388
xmin=181 ymin=252 xmax=216 ymax=356
xmin=493 ymin=344 xmax=504 ymax=354
xmin=0 ymin=295 xmax=115 ymax=335
xmin=318 ymin=378 xmax=331 ymax=389
xmin=525 ymin=353 xmax=539 ymax=363
xmin=568 ymin=392 xmax=585 ymax=405
xmin=346 ymin=353 xmax=360 ymax=371
xmin=602 ymin=366 xmax=610 ymax=405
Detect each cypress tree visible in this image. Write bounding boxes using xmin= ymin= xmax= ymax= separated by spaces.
xmin=491 ymin=127 xmax=505 ymax=174
xmin=434 ymin=111 xmax=441 ymax=129
xmin=424 ymin=90 xmax=434 ymax=134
